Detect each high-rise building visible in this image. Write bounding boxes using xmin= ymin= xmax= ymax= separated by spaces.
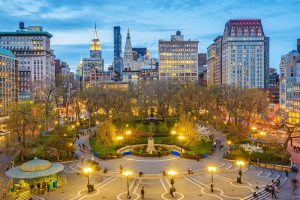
xmin=0 ymin=22 xmax=55 ymax=100
xmin=297 ymin=38 xmax=300 ymax=54
xmin=279 ymin=41 xmax=300 ymax=123
xmin=76 ymin=25 xmax=105 ymax=87
xmin=269 ymin=68 xmax=279 ymax=88
xmin=198 ymin=53 xmax=206 ymax=68
xmin=159 ymin=31 xmax=199 ymax=82
xmin=221 ymin=19 xmax=269 ymax=88
xmin=113 ymin=26 xmax=123 ymax=80
xmin=206 ymin=36 xmax=223 ymax=86
xmin=124 ymin=29 xmax=133 ymax=71
xmin=206 ymin=44 xmax=216 ymax=85
xmin=214 ymin=36 xmax=223 ymax=85
xmin=0 ymin=48 xmax=18 ymax=113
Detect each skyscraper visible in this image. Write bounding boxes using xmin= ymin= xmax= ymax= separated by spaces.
xmin=279 ymin=47 xmax=300 ymax=123
xmin=90 ymin=23 xmax=102 ymax=59
xmin=124 ymin=29 xmax=133 ymax=71
xmin=297 ymin=38 xmax=300 ymax=54
xmin=206 ymin=44 xmax=216 ymax=85
xmin=113 ymin=26 xmax=123 ymax=80
xmin=221 ymin=19 xmax=269 ymax=88
xmin=159 ymin=31 xmax=199 ymax=82
xmin=0 ymin=22 xmax=55 ymax=100
xmin=0 ymin=48 xmax=18 ymax=113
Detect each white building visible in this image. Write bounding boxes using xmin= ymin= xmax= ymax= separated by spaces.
xmin=221 ymin=19 xmax=269 ymax=88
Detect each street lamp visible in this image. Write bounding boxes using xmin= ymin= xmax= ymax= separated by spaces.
xmin=123 ymin=170 xmax=133 ymax=199
xmin=116 ymin=136 xmax=124 ymax=141
xmin=167 ymin=170 xmax=177 ymax=194
xmin=83 ymin=167 xmax=93 ymax=192
xmin=236 ymin=161 xmax=245 ymax=184
xmin=125 ymin=130 xmax=131 ymax=136
xmin=178 ymin=135 xmax=185 ymax=140
xmin=171 ymin=130 xmax=176 ymax=144
xmin=208 ymin=167 xmax=216 ymax=192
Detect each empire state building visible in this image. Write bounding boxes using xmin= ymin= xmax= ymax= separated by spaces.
xmin=90 ymin=24 xmax=102 ymax=59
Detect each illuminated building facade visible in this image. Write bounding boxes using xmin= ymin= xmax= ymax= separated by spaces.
xmin=159 ymin=31 xmax=199 ymax=82
xmin=206 ymin=43 xmax=216 ymax=85
xmin=280 ymin=47 xmax=300 ymax=123
xmin=222 ymin=19 xmax=269 ymax=88
xmin=0 ymin=22 xmax=55 ymax=100
xmin=0 ymin=48 xmax=18 ymax=113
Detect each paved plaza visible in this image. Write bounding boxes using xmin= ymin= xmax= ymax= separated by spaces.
xmin=17 ymin=157 xmax=293 ymax=200
xmin=2 ymin=133 xmax=300 ymax=200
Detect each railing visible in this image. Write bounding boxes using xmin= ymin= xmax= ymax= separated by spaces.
xmin=117 ymin=144 xmax=185 ymax=154
xmin=224 ymin=159 xmax=291 ymax=172
xmin=249 ymin=162 xmax=291 ymax=172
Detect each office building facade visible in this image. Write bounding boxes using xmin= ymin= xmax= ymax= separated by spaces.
xmin=279 ymin=47 xmax=300 ymax=123
xmin=222 ymin=19 xmax=269 ymax=88
xmin=159 ymin=31 xmax=199 ymax=82
xmin=0 ymin=48 xmax=18 ymax=113
xmin=0 ymin=22 xmax=55 ymax=100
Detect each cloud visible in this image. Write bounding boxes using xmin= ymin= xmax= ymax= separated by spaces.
xmin=0 ymin=0 xmax=46 ymax=17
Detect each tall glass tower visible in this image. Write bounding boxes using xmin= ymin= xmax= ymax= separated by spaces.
xmin=113 ymin=26 xmax=123 ymax=80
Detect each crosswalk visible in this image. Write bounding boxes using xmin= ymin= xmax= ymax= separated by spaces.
xmin=16 ymin=190 xmax=45 ymax=200
xmin=63 ymin=162 xmax=82 ymax=173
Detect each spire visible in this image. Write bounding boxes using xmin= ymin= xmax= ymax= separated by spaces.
xmin=126 ymin=28 xmax=130 ymax=39
xmin=93 ymin=22 xmax=98 ymax=39
xmin=79 ymin=52 xmax=83 ymax=64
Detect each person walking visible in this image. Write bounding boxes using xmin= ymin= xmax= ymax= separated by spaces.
xmin=120 ymin=165 xmax=123 ymax=173
xmin=141 ymin=187 xmax=145 ymax=199
xmin=271 ymin=186 xmax=277 ymax=199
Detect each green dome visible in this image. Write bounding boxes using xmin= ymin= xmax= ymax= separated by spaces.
xmin=19 ymin=158 xmax=51 ymax=172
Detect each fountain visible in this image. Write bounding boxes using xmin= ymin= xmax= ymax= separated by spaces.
xmin=146 ymin=137 xmax=156 ymax=154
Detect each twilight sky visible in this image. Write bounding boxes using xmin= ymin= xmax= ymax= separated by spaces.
xmin=0 ymin=0 xmax=299 ymax=71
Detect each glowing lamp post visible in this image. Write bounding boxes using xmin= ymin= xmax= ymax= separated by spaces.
xmin=116 ymin=136 xmax=124 ymax=141
xmin=208 ymin=167 xmax=216 ymax=192
xmin=167 ymin=170 xmax=177 ymax=192
xmin=123 ymin=171 xmax=133 ymax=199
xmin=236 ymin=161 xmax=245 ymax=183
xmin=83 ymin=167 xmax=93 ymax=192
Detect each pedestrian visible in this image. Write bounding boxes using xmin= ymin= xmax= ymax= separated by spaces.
xmin=285 ymin=169 xmax=289 ymax=177
xmin=271 ymin=187 xmax=277 ymax=199
xmin=276 ymin=179 xmax=281 ymax=187
xmin=141 ymin=187 xmax=145 ymax=199
xmin=253 ymin=192 xmax=258 ymax=199
xmin=120 ymin=165 xmax=123 ymax=173
xmin=256 ymin=158 xmax=260 ymax=168
xmin=47 ymin=182 xmax=50 ymax=192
